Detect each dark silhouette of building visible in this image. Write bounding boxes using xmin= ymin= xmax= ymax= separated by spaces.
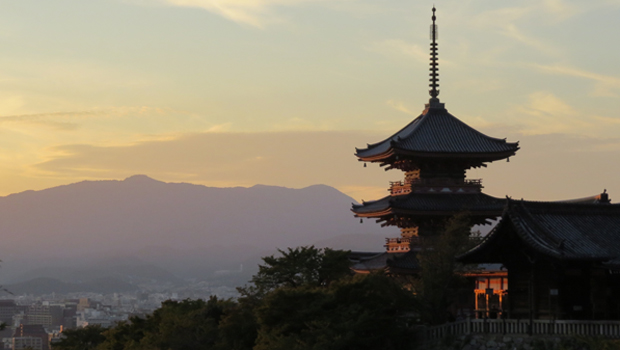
xmin=351 ymin=7 xmax=518 ymax=272
xmin=348 ymin=8 xmax=620 ymax=325
xmin=459 ymin=195 xmax=620 ymax=320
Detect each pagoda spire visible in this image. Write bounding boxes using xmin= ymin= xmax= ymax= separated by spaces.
xmin=429 ymin=6 xmax=439 ymax=101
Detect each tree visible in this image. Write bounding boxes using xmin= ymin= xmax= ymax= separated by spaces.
xmin=249 ymin=246 xmax=351 ymax=292
xmin=411 ymin=213 xmax=477 ymax=325
xmin=96 ymin=297 xmax=234 ymax=350
xmin=214 ymin=297 xmax=258 ymax=350
xmin=254 ymin=273 xmax=417 ymax=350
xmin=52 ymin=325 xmax=108 ymax=350
xmin=221 ymin=246 xmax=352 ymax=350
xmin=56 ymin=246 xmax=421 ymax=350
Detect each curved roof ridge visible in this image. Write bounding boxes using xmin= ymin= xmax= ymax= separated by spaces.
xmin=509 ymin=198 xmax=620 ymax=213
xmin=395 ymin=109 xmax=519 ymax=151
xmin=457 ymin=201 xmax=511 ymax=261
xmin=433 ymin=109 xmax=518 ymax=144
xmin=357 ymin=114 xmax=425 ymax=151
xmin=355 ymin=106 xmax=519 ymax=159
xmin=351 ymin=195 xmax=391 ymax=210
xmin=507 ymin=200 xmax=564 ymax=258
xmin=460 ymin=198 xmax=620 ymax=263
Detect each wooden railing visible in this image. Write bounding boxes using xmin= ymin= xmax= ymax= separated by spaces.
xmin=385 ymin=237 xmax=421 ymax=245
xmin=389 ymin=181 xmax=412 ymax=195
xmin=385 ymin=237 xmax=417 ymax=253
xmin=418 ymin=319 xmax=620 ymax=342
xmin=389 ymin=178 xmax=483 ymax=195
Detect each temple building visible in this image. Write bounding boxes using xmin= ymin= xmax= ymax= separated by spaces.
xmin=459 ymin=195 xmax=620 ymax=320
xmin=349 ymin=7 xmax=620 ymax=322
xmin=351 ymin=7 xmax=518 ymax=272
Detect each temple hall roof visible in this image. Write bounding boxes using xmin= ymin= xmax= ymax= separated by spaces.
xmin=349 ymin=251 xmax=420 ymax=275
xmin=350 ymin=252 xmax=395 ymax=273
xmin=387 ymin=251 xmax=420 ymax=272
xmin=459 ymin=197 xmax=620 ymax=264
xmin=355 ymin=103 xmax=519 ymax=162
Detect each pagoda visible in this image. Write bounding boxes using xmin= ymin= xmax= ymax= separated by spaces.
xmin=352 ymin=7 xmax=519 ymax=254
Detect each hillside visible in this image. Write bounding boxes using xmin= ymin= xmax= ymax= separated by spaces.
xmin=0 ymin=176 xmax=392 ymax=284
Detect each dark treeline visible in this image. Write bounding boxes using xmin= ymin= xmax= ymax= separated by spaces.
xmin=53 ymin=216 xmax=476 ymax=350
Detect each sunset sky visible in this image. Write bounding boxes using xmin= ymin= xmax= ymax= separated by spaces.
xmin=0 ymin=0 xmax=619 ymax=202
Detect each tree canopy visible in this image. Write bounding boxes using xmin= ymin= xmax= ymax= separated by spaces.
xmin=55 ymin=226 xmax=478 ymax=350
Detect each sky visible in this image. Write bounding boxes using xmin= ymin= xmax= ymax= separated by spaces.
xmin=0 ymin=0 xmax=619 ymax=202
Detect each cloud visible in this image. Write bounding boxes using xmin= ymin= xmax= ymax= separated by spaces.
xmin=472 ymin=6 xmax=531 ymax=29
xmin=0 ymin=95 xmax=26 ymax=116
xmin=532 ymin=63 xmax=620 ymax=97
xmin=541 ymin=0 xmax=581 ymax=21
xmin=22 ymin=129 xmax=620 ymax=205
xmin=386 ymin=100 xmax=415 ymax=115
xmin=500 ymin=24 xmax=559 ymax=56
xmin=472 ymin=1 xmax=581 ymax=56
xmin=370 ymin=39 xmax=428 ymax=64
xmin=153 ymin=0 xmax=352 ymax=27
xmin=0 ymin=107 xmax=179 ymax=131
xmin=593 ymin=115 xmax=620 ymax=125
xmin=510 ymin=91 xmax=620 ymax=137
xmin=31 ymin=131 xmax=398 ymax=201
xmin=515 ymin=91 xmax=591 ymax=135
xmin=369 ymin=39 xmax=455 ymax=66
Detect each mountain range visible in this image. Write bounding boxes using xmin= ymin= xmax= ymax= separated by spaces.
xmin=0 ymin=175 xmax=394 ymax=291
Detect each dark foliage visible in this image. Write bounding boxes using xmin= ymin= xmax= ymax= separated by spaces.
xmin=52 ymin=325 xmax=107 ymax=350
xmin=412 ymin=213 xmax=478 ymax=325
xmin=96 ymin=297 xmax=234 ymax=350
xmin=56 ymin=245 xmax=423 ymax=350
xmin=250 ymin=246 xmax=352 ymax=291
xmin=254 ymin=273 xmax=416 ymax=350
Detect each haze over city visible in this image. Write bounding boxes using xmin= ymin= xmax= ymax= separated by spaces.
xmin=0 ymin=0 xmax=618 ymax=203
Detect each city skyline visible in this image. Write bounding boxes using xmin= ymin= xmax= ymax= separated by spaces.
xmin=0 ymin=0 xmax=618 ymax=201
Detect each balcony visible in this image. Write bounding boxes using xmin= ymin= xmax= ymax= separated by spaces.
xmin=384 ymin=236 xmax=423 ymax=253
xmin=389 ymin=178 xmax=483 ymax=195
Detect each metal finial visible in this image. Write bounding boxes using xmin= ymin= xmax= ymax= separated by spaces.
xmin=429 ymin=7 xmax=439 ymax=100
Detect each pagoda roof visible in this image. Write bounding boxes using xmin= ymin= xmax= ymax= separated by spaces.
xmin=459 ymin=197 xmax=620 ymax=264
xmin=355 ymin=103 xmax=519 ymax=162
xmin=352 ymin=192 xmax=506 ymax=218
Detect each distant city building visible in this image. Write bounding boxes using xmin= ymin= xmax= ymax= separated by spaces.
xmin=24 ymin=304 xmax=63 ymax=329
xmin=76 ymin=298 xmax=90 ymax=312
xmin=0 ymin=301 xmax=17 ymax=326
xmin=12 ymin=324 xmax=49 ymax=350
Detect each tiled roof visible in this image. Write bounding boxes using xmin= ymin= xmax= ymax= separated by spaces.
xmin=350 ymin=252 xmax=397 ymax=272
xmin=352 ymin=192 xmax=506 ymax=216
xmin=356 ymin=104 xmax=518 ymax=159
xmin=387 ymin=251 xmax=420 ymax=270
xmin=460 ymin=199 xmax=620 ymax=262
xmin=348 ymin=251 xmax=420 ymax=273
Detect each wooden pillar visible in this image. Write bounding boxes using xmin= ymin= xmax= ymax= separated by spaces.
xmin=529 ymin=261 xmax=535 ymax=335
xmin=486 ymin=293 xmax=490 ymax=318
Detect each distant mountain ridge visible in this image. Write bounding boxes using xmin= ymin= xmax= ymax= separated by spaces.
xmin=0 ymin=176 xmax=392 ymax=285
